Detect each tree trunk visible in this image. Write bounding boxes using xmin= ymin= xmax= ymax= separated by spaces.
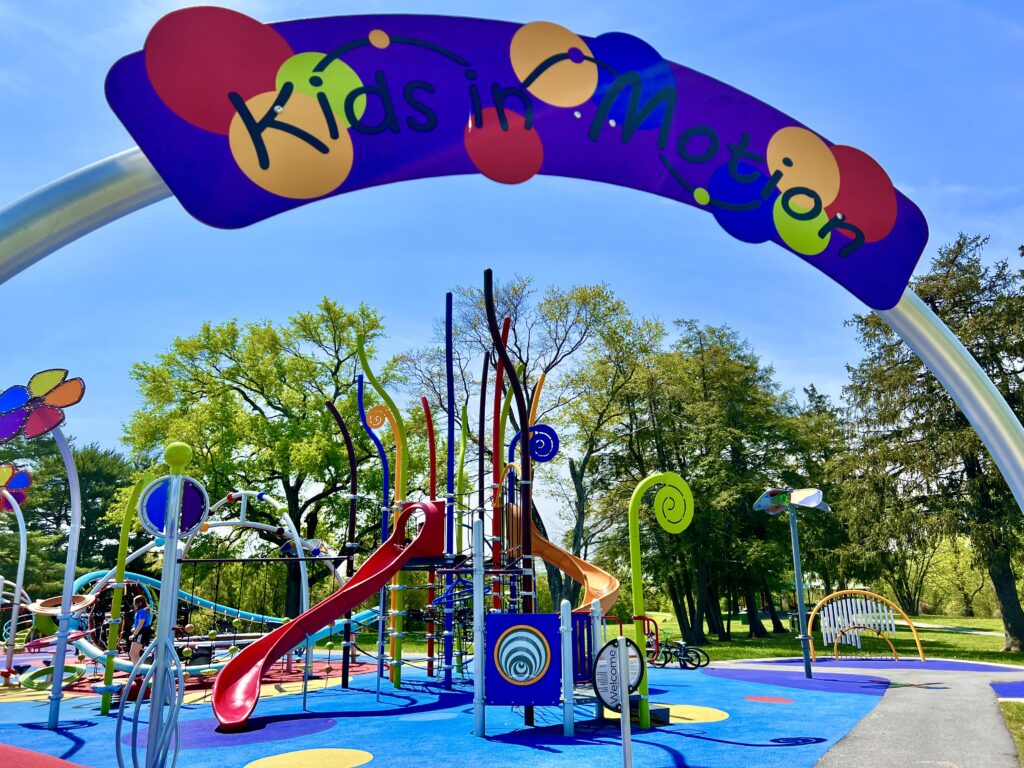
xmin=723 ymin=587 xmax=735 ymax=641
xmin=708 ymin=583 xmax=729 ymax=641
xmin=284 ymin=560 xmax=302 ymax=618
xmin=688 ymin=562 xmax=710 ymax=644
xmin=985 ymin=543 xmax=1024 ymax=652
xmin=681 ymin=564 xmax=697 ymax=626
xmin=666 ymin=572 xmax=692 ymax=640
xmin=744 ymin=580 xmax=769 ymax=638
xmin=762 ymin=578 xmax=786 ymax=634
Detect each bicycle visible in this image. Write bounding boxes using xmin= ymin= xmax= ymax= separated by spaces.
xmin=649 ymin=639 xmax=710 ymax=669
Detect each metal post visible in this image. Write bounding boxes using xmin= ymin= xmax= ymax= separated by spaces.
xmin=560 ymin=599 xmax=574 ymax=736
xmin=146 ymin=476 xmax=182 ymax=768
xmin=617 ymin=636 xmax=633 ymax=768
xmin=473 ymin=519 xmax=486 ymax=737
xmin=590 ymin=599 xmax=604 ymax=720
xmin=47 ymin=427 xmax=81 ymax=729
xmin=302 ymin=637 xmax=312 ymax=712
xmin=2 ymin=491 xmax=27 ymax=683
xmin=787 ymin=504 xmax=812 ymax=679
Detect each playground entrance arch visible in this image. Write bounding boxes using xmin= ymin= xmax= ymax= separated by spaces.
xmin=0 ymin=7 xmax=1023 ymax=511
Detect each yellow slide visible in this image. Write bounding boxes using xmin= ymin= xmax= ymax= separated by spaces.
xmin=531 ymin=522 xmax=619 ymax=613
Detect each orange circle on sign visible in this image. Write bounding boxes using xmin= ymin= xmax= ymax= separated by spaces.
xmin=767 ymin=126 xmax=840 ymax=208
xmin=510 ymin=21 xmax=597 ymax=107
xmin=229 ymin=91 xmax=353 ymax=199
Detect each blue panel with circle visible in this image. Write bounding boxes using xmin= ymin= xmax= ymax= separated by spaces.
xmin=139 ymin=477 xmax=209 ymax=537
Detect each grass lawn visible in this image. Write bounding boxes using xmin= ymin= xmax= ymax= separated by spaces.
xmin=1001 ymin=702 xmax=1024 ymax=767
xmin=348 ymin=619 xmax=1024 ymax=667
xmin=916 ymin=614 xmax=1004 ymax=632
xmin=694 ymin=625 xmax=1022 ymax=665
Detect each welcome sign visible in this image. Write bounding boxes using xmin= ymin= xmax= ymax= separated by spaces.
xmin=105 ymin=7 xmax=928 ymax=309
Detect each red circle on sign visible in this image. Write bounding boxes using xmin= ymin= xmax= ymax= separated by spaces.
xmin=464 ymin=108 xmax=544 ymax=184
xmin=145 ymin=7 xmax=293 ymax=134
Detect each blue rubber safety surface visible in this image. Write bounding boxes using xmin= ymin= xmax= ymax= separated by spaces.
xmin=991 ymin=680 xmax=1024 ymax=698
xmin=0 ymin=662 xmax=884 ymax=768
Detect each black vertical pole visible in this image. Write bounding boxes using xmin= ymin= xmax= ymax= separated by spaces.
xmin=326 ymin=400 xmax=358 ymax=689
xmin=483 ymin=269 xmax=535 ymax=726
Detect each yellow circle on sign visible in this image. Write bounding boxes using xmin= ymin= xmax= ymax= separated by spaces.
xmin=244 ymin=749 xmax=373 ymax=768
xmin=229 ymin=91 xmax=353 ymax=200
xmin=510 ymin=21 xmax=597 ymax=107
xmin=766 ymin=126 xmax=840 ymax=208
xmin=668 ymin=704 xmax=730 ymax=723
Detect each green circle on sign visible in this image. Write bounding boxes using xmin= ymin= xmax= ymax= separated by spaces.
xmin=773 ymin=195 xmax=831 ymax=256
xmin=654 ymin=474 xmax=694 ymax=534
xmin=276 ymin=52 xmax=365 ymax=125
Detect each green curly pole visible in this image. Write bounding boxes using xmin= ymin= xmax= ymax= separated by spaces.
xmin=628 ymin=471 xmax=694 ymax=729
xmin=100 ymin=470 xmax=156 ymax=715
xmin=455 ymin=402 xmax=469 ymax=674
xmin=357 ymin=334 xmax=409 ymax=688
xmin=456 ymin=403 xmax=468 ymax=555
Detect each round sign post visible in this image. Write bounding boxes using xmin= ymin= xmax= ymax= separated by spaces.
xmin=591 ymin=636 xmax=644 ymax=713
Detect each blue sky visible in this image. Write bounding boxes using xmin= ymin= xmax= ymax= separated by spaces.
xmin=2 ymin=0 xmax=1023 ymax=452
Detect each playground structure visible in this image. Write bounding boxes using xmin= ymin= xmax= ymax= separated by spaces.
xmin=808 ymin=589 xmax=926 ymax=663
xmin=0 ymin=273 xmax=676 ymax=766
xmin=0 ymin=7 xmax=1020 ymax=768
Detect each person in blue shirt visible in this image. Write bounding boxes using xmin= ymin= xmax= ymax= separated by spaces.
xmin=129 ymin=594 xmax=152 ymax=663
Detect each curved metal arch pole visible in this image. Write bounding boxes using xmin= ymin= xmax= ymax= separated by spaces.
xmin=1 ymin=490 xmax=27 ymax=683
xmin=1 ymin=157 xmax=1024 ymax=515
xmin=203 ymin=491 xmax=314 ymax=603
xmin=876 ymin=290 xmax=1024 ymax=511
xmin=0 ymin=149 xmax=169 ymax=284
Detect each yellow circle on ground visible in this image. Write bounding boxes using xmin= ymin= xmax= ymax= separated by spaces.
xmin=244 ymin=748 xmax=373 ymax=768
xmin=510 ymin=21 xmax=597 ymax=107
xmin=668 ymin=704 xmax=730 ymax=723
xmin=368 ymin=29 xmax=390 ymax=49
xmin=229 ymin=91 xmax=354 ymax=199
xmin=766 ymin=126 xmax=840 ymax=208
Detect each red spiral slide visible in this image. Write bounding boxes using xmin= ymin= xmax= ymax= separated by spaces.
xmin=213 ymin=502 xmax=444 ymax=730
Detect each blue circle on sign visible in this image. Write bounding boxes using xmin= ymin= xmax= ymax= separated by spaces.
xmin=140 ymin=478 xmax=208 ymax=537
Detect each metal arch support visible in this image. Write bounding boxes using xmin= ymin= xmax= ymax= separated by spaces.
xmin=1 ymin=150 xmax=1024 ymax=514
xmin=0 ymin=148 xmax=169 ymax=284
xmin=876 ymin=291 xmax=1024 ymax=511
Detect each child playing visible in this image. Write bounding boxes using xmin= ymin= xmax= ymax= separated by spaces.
xmin=128 ymin=594 xmax=153 ymax=663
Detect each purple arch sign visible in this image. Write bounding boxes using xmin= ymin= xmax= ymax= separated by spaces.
xmin=105 ymin=7 xmax=928 ymax=310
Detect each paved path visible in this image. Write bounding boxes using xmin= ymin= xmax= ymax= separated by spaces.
xmin=898 ymin=619 xmax=1004 ymax=637
xmin=722 ymin=660 xmax=1022 ymax=767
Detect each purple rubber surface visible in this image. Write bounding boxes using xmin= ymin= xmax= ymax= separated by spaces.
xmin=124 ymin=716 xmax=336 ymax=748
xmin=746 ymin=657 xmax=1022 ymax=673
xmin=703 ymin=667 xmax=887 ymax=696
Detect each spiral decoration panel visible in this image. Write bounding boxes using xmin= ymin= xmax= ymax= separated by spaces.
xmin=485 ymin=613 xmax=561 ymax=706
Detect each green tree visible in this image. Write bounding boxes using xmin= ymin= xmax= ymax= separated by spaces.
xmin=124 ymin=298 xmax=390 ymax=616
xmin=598 ymin=321 xmax=794 ymax=643
xmin=0 ymin=436 xmax=133 ymax=571
xmin=847 ymin=234 xmax=1024 ymax=649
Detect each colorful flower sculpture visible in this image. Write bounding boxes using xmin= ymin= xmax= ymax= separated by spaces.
xmin=0 ymin=369 xmax=85 ymax=443
xmin=0 ymin=465 xmax=31 ymax=511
